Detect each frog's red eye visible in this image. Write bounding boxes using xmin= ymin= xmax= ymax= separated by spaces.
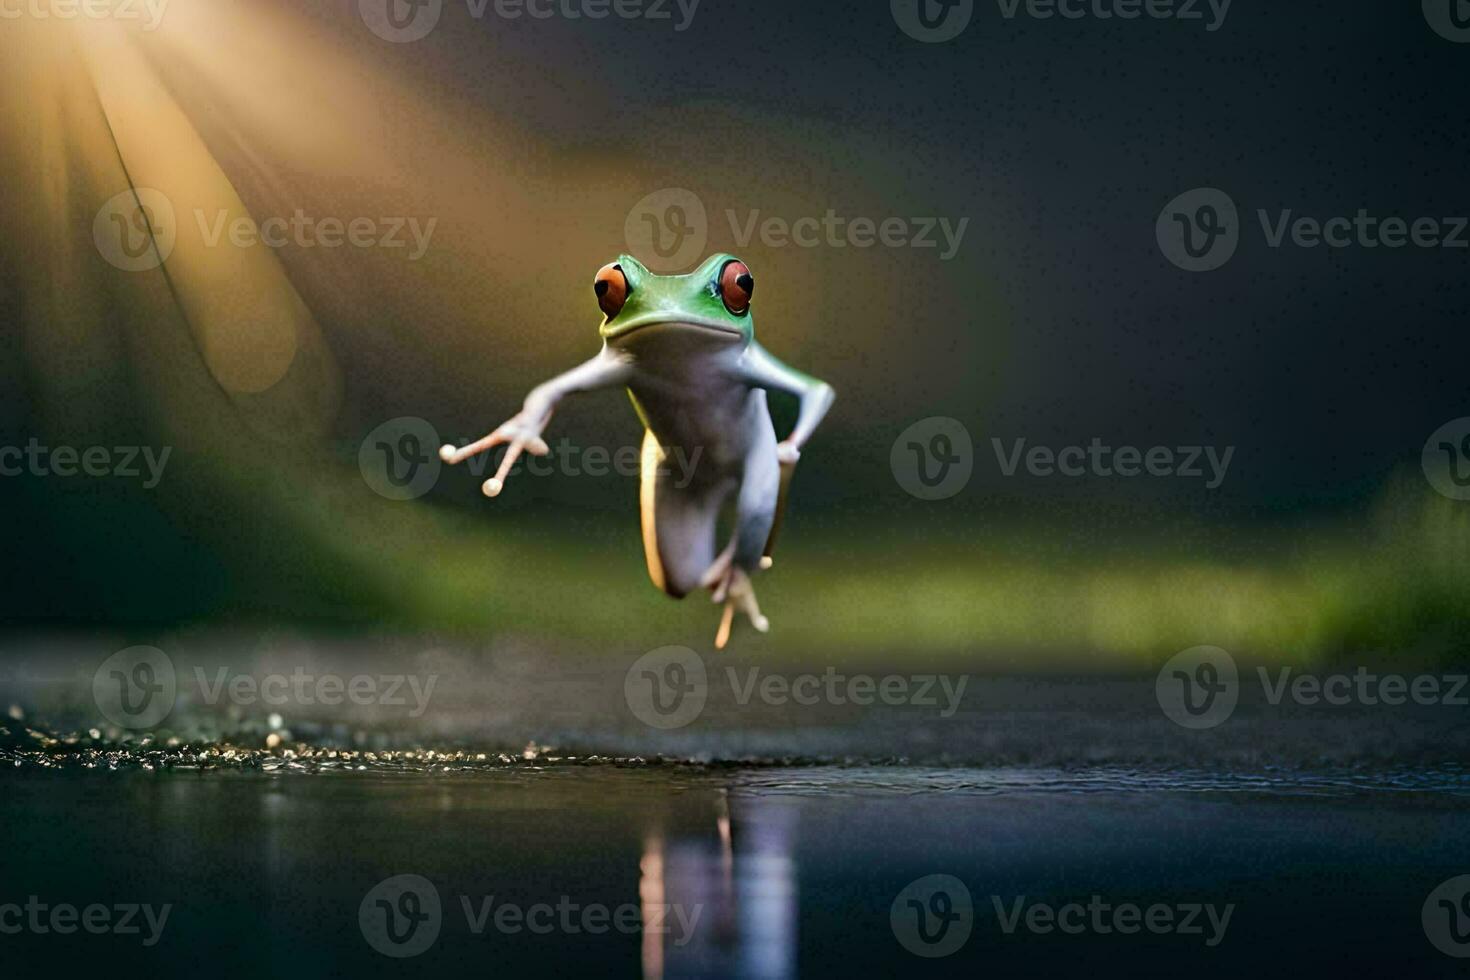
xmin=719 ymin=260 xmax=754 ymax=315
xmin=594 ymin=263 xmax=629 ymax=318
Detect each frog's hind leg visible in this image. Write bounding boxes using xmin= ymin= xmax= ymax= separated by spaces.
xmin=640 ymin=430 xmax=723 ymax=599
xmin=703 ymin=439 xmax=780 ymax=649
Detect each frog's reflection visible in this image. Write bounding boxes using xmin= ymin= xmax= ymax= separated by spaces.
xmin=640 ymin=790 xmax=796 ymax=980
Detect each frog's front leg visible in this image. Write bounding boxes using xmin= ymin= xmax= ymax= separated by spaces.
xmin=440 ymin=347 xmax=633 ymax=496
xmin=737 ymin=341 xmax=835 ymax=463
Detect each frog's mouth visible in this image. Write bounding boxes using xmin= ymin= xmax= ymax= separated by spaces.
xmin=602 ymin=312 xmax=745 ymax=341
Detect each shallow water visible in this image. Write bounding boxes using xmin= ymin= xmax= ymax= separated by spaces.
xmin=5 ymin=639 xmax=1470 ymax=976
xmin=5 ymin=748 xmax=1470 ymax=977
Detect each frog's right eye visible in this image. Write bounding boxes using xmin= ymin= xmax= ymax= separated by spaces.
xmin=594 ymin=263 xmax=629 ymax=318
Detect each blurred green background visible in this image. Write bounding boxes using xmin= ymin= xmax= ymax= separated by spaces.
xmin=1 ymin=2 xmax=1467 ymax=668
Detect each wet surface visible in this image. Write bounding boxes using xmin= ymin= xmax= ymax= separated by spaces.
xmin=4 ymin=750 xmax=1470 ymax=977
xmin=4 ymin=637 xmax=1470 ymax=976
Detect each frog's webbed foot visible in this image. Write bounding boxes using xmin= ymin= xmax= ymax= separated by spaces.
xmin=710 ymin=566 xmax=768 ymax=651
xmin=438 ymin=411 xmax=551 ymax=498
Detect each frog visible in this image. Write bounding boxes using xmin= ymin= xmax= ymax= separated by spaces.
xmin=439 ymin=253 xmax=835 ymax=649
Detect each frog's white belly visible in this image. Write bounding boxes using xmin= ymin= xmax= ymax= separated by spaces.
xmin=618 ymin=327 xmax=773 ymax=483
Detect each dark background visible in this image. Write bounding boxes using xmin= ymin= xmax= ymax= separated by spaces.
xmin=0 ymin=0 xmax=1466 ymax=653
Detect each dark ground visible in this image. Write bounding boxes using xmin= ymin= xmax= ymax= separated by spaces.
xmin=3 ymin=634 xmax=1469 ymax=976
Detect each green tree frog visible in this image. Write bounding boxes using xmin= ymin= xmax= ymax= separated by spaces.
xmin=440 ymin=253 xmax=835 ymax=648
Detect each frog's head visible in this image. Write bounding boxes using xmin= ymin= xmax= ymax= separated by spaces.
xmin=595 ymin=253 xmax=756 ymax=347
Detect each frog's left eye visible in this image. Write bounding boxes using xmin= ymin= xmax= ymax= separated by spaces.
xmin=594 ymin=263 xmax=629 ymax=318
xmin=719 ymin=260 xmax=754 ymax=316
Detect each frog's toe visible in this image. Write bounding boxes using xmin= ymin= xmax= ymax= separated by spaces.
xmin=699 ymin=544 xmax=737 ymax=595
xmin=712 ymin=569 xmax=768 ymax=649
